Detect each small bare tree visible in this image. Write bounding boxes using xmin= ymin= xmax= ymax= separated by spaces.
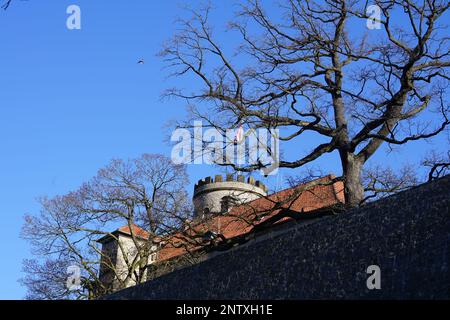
xmin=20 ymin=154 xmax=191 ymax=299
xmin=161 ymin=0 xmax=449 ymax=207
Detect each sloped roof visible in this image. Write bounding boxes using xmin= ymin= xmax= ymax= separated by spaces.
xmin=117 ymin=224 xmax=150 ymax=239
xmin=157 ymin=175 xmax=344 ymax=261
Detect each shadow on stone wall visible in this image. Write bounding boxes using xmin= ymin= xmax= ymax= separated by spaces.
xmin=104 ymin=175 xmax=450 ymax=300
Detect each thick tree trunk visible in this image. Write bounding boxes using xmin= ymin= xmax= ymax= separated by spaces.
xmin=341 ymin=152 xmax=364 ymax=208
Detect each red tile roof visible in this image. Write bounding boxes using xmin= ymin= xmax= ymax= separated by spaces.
xmin=157 ymin=175 xmax=344 ymax=261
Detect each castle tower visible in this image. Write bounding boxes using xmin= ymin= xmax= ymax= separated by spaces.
xmin=193 ymin=174 xmax=267 ymax=218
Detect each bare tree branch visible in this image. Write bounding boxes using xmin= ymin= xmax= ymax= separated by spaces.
xmin=161 ymin=0 xmax=449 ymax=207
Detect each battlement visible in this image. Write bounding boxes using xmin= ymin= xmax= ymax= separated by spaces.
xmin=194 ymin=174 xmax=267 ymax=193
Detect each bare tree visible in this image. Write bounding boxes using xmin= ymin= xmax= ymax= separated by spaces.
xmin=422 ymin=149 xmax=450 ymax=181
xmin=362 ymin=164 xmax=418 ymax=202
xmin=20 ymin=154 xmax=191 ymax=299
xmin=19 ymin=259 xmax=79 ymax=300
xmin=161 ymin=0 xmax=449 ymax=207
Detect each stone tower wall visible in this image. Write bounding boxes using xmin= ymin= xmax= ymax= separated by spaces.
xmin=192 ymin=174 xmax=267 ymax=216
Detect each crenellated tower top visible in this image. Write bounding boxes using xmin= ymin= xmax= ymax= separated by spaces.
xmin=193 ymin=174 xmax=267 ymax=217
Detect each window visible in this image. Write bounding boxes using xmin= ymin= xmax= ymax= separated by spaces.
xmin=149 ymin=253 xmax=157 ymax=264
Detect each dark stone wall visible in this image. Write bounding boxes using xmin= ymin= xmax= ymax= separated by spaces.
xmin=105 ymin=176 xmax=450 ymax=299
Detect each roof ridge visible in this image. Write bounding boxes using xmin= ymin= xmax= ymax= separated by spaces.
xmin=229 ymin=174 xmax=337 ymax=208
xmin=117 ymin=223 xmax=150 ymax=238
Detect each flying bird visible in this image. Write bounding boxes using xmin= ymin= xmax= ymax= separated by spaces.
xmin=137 ymin=58 xmax=145 ymax=65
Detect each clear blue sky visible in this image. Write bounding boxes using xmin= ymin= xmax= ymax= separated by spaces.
xmin=0 ymin=0 xmax=447 ymax=299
